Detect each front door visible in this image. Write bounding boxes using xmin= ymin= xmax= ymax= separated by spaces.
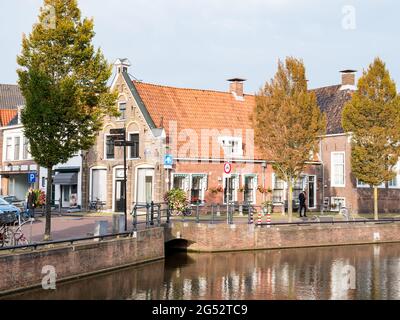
xmin=62 ymin=185 xmax=71 ymax=208
xmin=308 ymin=176 xmax=316 ymax=209
xmin=137 ymin=169 xmax=154 ymax=204
xmin=115 ymin=180 xmax=126 ymax=212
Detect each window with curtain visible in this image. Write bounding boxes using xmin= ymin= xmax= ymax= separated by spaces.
xmin=14 ymin=137 xmax=20 ymax=160
xmin=91 ymin=169 xmax=107 ymax=202
xmin=5 ymin=137 xmax=12 ymax=161
xmin=105 ymin=136 xmax=115 ymax=159
xmin=129 ymin=133 xmax=139 ymax=159
xmin=119 ymin=103 xmax=126 ymax=120
xmin=331 ymin=152 xmax=345 ymax=187
xmin=23 ymin=136 xmax=30 ymax=159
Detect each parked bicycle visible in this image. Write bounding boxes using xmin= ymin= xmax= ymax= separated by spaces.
xmin=11 ymin=220 xmax=30 ymax=246
xmin=0 ymin=224 xmax=13 ymax=247
xmin=88 ymin=198 xmax=105 ymax=212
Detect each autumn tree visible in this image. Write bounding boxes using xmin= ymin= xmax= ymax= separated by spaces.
xmin=17 ymin=0 xmax=118 ymax=240
xmin=342 ymin=58 xmax=400 ymax=220
xmin=254 ymin=57 xmax=326 ymax=222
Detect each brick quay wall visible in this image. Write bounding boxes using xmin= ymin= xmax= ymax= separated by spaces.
xmin=165 ymin=222 xmax=400 ymax=252
xmin=0 ymin=227 xmax=164 ymax=295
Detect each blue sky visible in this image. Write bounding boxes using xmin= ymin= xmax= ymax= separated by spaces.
xmin=1 ymin=0 xmax=399 ymax=93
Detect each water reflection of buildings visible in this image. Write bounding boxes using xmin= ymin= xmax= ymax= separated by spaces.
xmin=6 ymin=244 xmax=400 ymax=300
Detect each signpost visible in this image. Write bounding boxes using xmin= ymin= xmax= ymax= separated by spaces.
xmin=223 ymin=162 xmax=232 ymax=224
xmin=164 ymin=154 xmax=173 ymax=170
xmin=28 ymin=172 xmax=36 ymax=184
xmin=109 ymin=128 xmax=128 ymax=232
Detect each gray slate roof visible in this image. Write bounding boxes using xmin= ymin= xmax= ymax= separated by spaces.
xmin=313 ymin=85 xmax=353 ymax=135
xmin=0 ymin=84 xmax=25 ymax=109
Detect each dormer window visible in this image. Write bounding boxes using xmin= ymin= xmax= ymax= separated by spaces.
xmin=219 ymin=136 xmax=243 ymax=158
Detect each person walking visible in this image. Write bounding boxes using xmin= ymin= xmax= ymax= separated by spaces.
xmin=299 ymin=191 xmax=307 ymax=218
xmin=27 ymin=187 xmax=37 ymax=220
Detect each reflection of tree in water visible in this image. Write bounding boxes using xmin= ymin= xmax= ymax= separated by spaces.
xmin=5 ymin=243 xmax=400 ymax=300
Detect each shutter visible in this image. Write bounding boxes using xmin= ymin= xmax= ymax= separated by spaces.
xmin=253 ymin=175 xmax=258 ymax=190
xmin=201 ymin=175 xmax=208 ymax=190
xmin=184 ymin=175 xmax=190 ymax=192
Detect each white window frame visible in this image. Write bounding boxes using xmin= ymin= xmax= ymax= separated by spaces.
xmin=331 ymin=152 xmax=345 ymax=188
xmin=357 ymin=179 xmax=386 ymax=189
xmin=272 ymin=173 xmax=287 ymax=204
xmin=104 ymin=134 xmax=115 ymax=160
xmin=3 ymin=133 xmax=29 ymax=162
xmin=89 ymin=167 xmax=108 ymax=202
xmin=223 ymin=174 xmax=239 ymax=204
xmin=189 ymin=173 xmax=208 ymax=205
xmin=389 ymin=162 xmax=400 ymax=189
xmin=218 ymin=136 xmax=243 ymax=158
xmin=172 ymin=173 xmax=190 ymax=192
xmin=117 ymin=101 xmax=127 ymax=121
xmin=128 ymin=131 xmax=140 ymax=160
xmin=242 ymin=174 xmax=258 ymax=205
xmin=331 ymin=197 xmax=346 ymax=212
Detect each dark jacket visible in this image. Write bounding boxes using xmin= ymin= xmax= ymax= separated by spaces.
xmin=299 ymin=192 xmax=306 ymax=205
xmin=27 ymin=191 xmax=36 ymax=210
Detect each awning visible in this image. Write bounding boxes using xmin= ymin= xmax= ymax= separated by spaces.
xmin=53 ymin=172 xmax=78 ymax=185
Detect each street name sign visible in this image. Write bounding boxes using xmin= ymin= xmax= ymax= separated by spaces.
xmin=110 ymin=128 xmax=126 ymax=135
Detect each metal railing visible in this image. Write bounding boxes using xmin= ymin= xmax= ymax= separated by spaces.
xmin=131 ymin=201 xmax=257 ymax=230
xmin=0 ymin=230 xmax=135 ymax=252
xmin=131 ymin=201 xmax=400 ymax=230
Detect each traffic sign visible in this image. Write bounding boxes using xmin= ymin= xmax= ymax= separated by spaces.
xmin=114 ymin=140 xmax=136 ymax=147
xmin=164 ymin=154 xmax=173 ymax=169
xmin=114 ymin=140 xmax=125 ymax=146
xmin=109 ymin=134 xmax=125 ymax=141
xmin=28 ymin=172 xmax=36 ymax=184
xmin=224 ymin=162 xmax=232 ymax=174
xmin=110 ymin=128 xmax=126 ymax=135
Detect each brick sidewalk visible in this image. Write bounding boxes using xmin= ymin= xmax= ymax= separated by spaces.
xmin=20 ymin=216 xmax=131 ymax=242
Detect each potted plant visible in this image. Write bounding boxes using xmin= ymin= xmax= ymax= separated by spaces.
xmin=261 ymin=200 xmax=273 ymax=214
xmin=208 ymin=185 xmax=223 ymax=195
xmin=164 ymin=189 xmax=189 ymax=215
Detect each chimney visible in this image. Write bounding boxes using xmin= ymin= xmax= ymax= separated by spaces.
xmin=114 ymin=58 xmax=131 ymax=74
xmin=340 ymin=70 xmax=357 ymax=90
xmin=228 ymin=78 xmax=246 ymax=100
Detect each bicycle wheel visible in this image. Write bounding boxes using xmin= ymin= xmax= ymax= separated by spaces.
xmin=0 ymin=228 xmax=13 ymax=247
xmin=15 ymin=234 xmax=29 ymax=246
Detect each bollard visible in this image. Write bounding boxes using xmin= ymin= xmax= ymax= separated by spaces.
xmin=150 ymin=201 xmax=155 ymax=226
xmin=217 ymin=204 xmax=221 ymax=217
xmin=196 ymin=204 xmax=200 ymax=223
xmin=239 ymin=204 xmax=243 ymax=217
xmin=248 ymin=206 xmax=254 ymax=224
xmin=146 ymin=203 xmax=151 ymax=227
xmin=257 ymin=211 xmax=262 ymax=226
xmin=266 ymin=211 xmax=271 ymax=228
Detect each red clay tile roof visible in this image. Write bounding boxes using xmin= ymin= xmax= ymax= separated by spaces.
xmin=0 ymin=109 xmax=17 ymax=127
xmin=132 ymin=80 xmax=353 ymax=160
xmin=133 ymin=81 xmax=261 ymax=159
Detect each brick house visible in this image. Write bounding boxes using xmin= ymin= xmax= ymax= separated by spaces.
xmin=0 ymin=84 xmax=83 ymax=209
xmin=84 ymin=59 xmax=321 ymax=213
xmin=318 ymin=71 xmax=400 ymax=214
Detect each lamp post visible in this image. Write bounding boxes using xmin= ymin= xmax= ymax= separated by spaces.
xmin=110 ymin=128 xmax=136 ymax=232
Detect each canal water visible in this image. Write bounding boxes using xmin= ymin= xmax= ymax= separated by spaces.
xmin=4 ymin=243 xmax=400 ymax=300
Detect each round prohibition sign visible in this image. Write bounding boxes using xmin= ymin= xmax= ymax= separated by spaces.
xmin=224 ymin=162 xmax=232 ymax=175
